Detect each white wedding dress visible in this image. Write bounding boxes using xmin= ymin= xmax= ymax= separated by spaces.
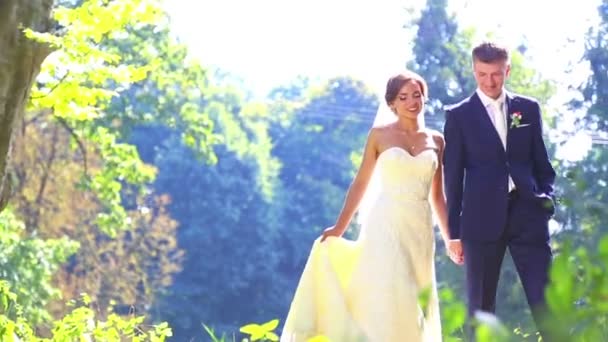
xmin=281 ymin=147 xmax=442 ymax=342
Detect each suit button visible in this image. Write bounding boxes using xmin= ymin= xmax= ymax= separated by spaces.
xmin=506 ymin=162 xmax=510 ymax=167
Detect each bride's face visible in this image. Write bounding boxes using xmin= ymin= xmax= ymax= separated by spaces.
xmin=391 ymin=80 xmax=424 ymax=119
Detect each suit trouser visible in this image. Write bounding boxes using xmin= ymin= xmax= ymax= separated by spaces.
xmin=462 ymin=190 xmax=554 ymax=339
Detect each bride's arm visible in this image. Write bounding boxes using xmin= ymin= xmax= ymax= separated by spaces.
xmin=430 ymin=133 xmax=450 ymax=243
xmin=323 ymin=128 xmax=379 ymax=238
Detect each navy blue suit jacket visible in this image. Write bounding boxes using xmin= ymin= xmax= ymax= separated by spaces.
xmin=443 ymin=92 xmax=556 ymax=241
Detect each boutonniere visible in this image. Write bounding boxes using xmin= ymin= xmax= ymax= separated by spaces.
xmin=510 ymin=112 xmax=523 ymax=128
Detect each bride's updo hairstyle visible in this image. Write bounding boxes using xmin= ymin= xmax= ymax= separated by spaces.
xmin=384 ymin=70 xmax=428 ymax=105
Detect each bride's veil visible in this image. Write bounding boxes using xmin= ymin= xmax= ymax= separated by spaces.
xmin=356 ymin=98 xmax=395 ymax=225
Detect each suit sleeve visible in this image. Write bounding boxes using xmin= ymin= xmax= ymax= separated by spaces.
xmin=443 ymin=108 xmax=465 ymax=239
xmin=531 ymin=102 xmax=556 ymax=197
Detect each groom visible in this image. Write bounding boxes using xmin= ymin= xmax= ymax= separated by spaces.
xmin=443 ymin=42 xmax=556 ymax=337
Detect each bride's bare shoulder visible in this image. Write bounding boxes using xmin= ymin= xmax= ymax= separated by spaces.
xmin=371 ymin=123 xmax=395 ymax=135
xmin=369 ymin=124 xmax=392 ymax=137
xmin=425 ymin=129 xmax=445 ymax=149
xmin=425 ymin=128 xmax=444 ymax=139
xmin=372 ymin=123 xmax=394 ymax=131
xmin=367 ymin=125 xmax=392 ymax=153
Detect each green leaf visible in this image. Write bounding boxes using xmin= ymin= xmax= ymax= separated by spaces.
xmin=239 ymin=323 xmax=262 ymax=335
xmin=265 ymin=332 xmax=279 ymax=341
xmin=261 ymin=319 xmax=279 ymax=332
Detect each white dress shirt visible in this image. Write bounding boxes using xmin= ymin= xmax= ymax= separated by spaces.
xmin=476 ymin=88 xmax=515 ymax=192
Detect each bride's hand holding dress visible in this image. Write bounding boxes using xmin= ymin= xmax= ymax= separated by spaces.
xmin=320 ymin=226 xmax=343 ymax=242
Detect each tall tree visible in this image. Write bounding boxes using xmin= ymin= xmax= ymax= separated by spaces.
xmin=141 ymin=83 xmax=284 ymax=340
xmin=544 ymin=8 xmax=608 ymax=328
xmin=557 ymin=0 xmax=608 ymax=245
xmin=2 ymin=0 xmax=201 ymax=331
xmin=406 ymin=0 xmax=476 ymax=126
xmin=10 ymin=92 xmax=184 ymax=329
xmin=0 ymin=0 xmax=54 ymax=213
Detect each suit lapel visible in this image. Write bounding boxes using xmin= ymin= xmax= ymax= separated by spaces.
xmin=470 ymin=93 xmax=505 ymax=155
xmin=505 ymin=92 xmax=514 ymax=154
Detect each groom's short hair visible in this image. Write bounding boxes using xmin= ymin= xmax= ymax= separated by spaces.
xmin=472 ymin=42 xmax=509 ymax=64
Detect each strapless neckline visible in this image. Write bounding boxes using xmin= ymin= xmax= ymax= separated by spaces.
xmin=378 ymin=146 xmax=437 ymax=160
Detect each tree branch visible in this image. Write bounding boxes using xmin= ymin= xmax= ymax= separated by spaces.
xmin=30 ymin=70 xmax=71 ymax=99
xmin=55 ymin=116 xmax=89 ymax=176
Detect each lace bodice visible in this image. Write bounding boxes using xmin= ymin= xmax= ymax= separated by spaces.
xmin=376 ymin=147 xmax=438 ymax=202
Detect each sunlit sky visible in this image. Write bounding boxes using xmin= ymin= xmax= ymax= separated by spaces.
xmin=164 ymin=0 xmax=600 ymax=99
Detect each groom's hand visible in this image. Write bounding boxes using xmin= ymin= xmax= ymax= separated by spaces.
xmin=446 ymin=239 xmax=464 ymax=265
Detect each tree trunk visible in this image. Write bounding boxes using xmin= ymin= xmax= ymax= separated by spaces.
xmin=0 ymin=0 xmax=54 ymax=212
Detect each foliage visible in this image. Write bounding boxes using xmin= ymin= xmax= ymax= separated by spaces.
xmin=145 ymin=81 xmax=284 ymax=339
xmin=10 ymin=0 xmax=230 ymax=336
xmin=0 ymin=282 xmax=172 ymax=341
xmin=0 ymin=209 xmax=78 ymax=325
xmin=141 ymin=75 xmax=377 ymax=339
xmin=4 ymin=0 xmax=196 ymax=331
xmin=570 ymin=0 xmax=608 ymax=132
xmin=51 ymin=194 xmax=183 ymax=318
xmin=544 ymin=235 xmax=608 ymax=341
xmin=23 ymin=0 xmax=169 ymax=236
xmin=270 ymin=77 xmax=377 ymax=271
xmin=406 ymin=0 xmax=477 ymax=122
xmin=438 ymin=288 xmax=467 ymax=341
xmin=102 ymin=24 xmax=218 ymax=160
xmin=407 ymin=0 xmax=555 ymax=128
xmin=442 ymin=233 xmax=608 ymax=341
xmin=10 ymin=113 xmax=183 ymax=325
xmin=239 ymin=319 xmax=280 ymax=341
xmin=556 ymin=0 xmax=608 ymax=248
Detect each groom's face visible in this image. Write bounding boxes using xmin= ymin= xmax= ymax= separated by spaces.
xmin=473 ymin=59 xmax=510 ymax=99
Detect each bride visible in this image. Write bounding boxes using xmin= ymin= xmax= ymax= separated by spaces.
xmin=280 ymin=70 xmax=459 ymax=342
